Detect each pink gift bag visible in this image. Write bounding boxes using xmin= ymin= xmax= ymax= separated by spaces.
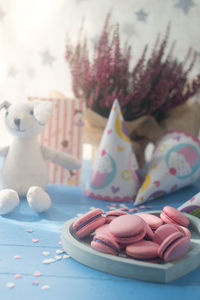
xmin=28 ymin=97 xmax=85 ymax=186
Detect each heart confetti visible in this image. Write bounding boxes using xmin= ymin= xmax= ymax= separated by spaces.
xmin=34 ymin=271 xmax=41 ymax=277
xmin=89 ymin=206 xmax=96 ymax=210
xmin=7 ymin=282 xmax=16 ymax=289
xmin=41 ymin=285 xmax=50 ymax=290
xmin=129 ymin=208 xmax=139 ymax=212
xmin=54 ymin=255 xmax=62 ymax=260
xmin=32 ymin=238 xmax=39 ymax=243
xmin=42 ymin=258 xmax=56 ymax=264
xmin=76 ymin=213 xmax=83 ymax=217
xmin=42 ymin=251 xmax=51 ymax=256
xmin=32 ymin=280 xmax=40 ymax=286
xmin=56 ymin=249 xmax=65 ymax=255
xmin=14 ymin=274 xmax=22 ymax=279
xmin=111 ymin=186 xmax=120 ymax=194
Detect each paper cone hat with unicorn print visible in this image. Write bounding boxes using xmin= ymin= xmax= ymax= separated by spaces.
xmin=134 ymin=131 xmax=200 ymax=206
xmin=84 ymin=99 xmax=141 ymax=201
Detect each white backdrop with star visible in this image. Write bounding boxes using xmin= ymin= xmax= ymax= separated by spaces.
xmin=0 ymin=0 xmax=200 ymax=145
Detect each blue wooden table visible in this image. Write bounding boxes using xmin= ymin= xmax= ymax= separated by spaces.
xmin=1 ymin=160 xmax=200 ymax=300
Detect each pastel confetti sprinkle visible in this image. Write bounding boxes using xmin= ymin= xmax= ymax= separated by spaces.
xmin=7 ymin=282 xmax=16 ymax=288
xmin=108 ymin=206 xmax=115 ymax=210
xmin=119 ymin=207 xmax=129 ymax=211
xmin=42 ymin=285 xmax=50 ymax=290
xmin=58 ymin=241 xmax=62 ymax=245
xmin=129 ymin=208 xmax=138 ymax=212
xmin=42 ymin=251 xmax=51 ymax=256
xmin=56 ymin=249 xmax=64 ymax=254
xmin=89 ymin=206 xmax=96 ymax=210
xmin=42 ymin=258 xmax=56 ymax=264
xmin=14 ymin=274 xmax=22 ymax=279
xmin=32 ymin=280 xmax=40 ymax=286
xmin=34 ymin=271 xmax=41 ymax=277
xmin=76 ymin=213 xmax=83 ymax=217
xmin=139 ymin=205 xmax=146 ymax=209
xmin=14 ymin=255 xmax=21 ymax=259
xmin=55 ymin=255 xmax=62 ymax=260
xmin=32 ymin=238 xmax=39 ymax=243
xmin=27 ymin=229 xmax=33 ymax=233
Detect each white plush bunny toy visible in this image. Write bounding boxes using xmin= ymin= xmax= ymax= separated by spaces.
xmin=0 ymin=100 xmax=81 ymax=215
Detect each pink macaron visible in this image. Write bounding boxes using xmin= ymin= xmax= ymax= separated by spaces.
xmin=153 ymin=224 xmax=181 ymax=245
xmin=144 ymin=223 xmax=154 ymax=241
xmin=158 ymin=231 xmax=191 ymax=262
xmin=160 ymin=206 xmax=189 ymax=227
xmin=94 ymin=223 xmax=112 ymax=237
xmin=126 ymin=240 xmax=160 ymax=263
xmin=109 ymin=215 xmax=146 ymax=245
xmin=105 ymin=210 xmax=129 ymax=223
xmin=73 ymin=208 xmax=105 ymax=238
xmin=91 ymin=234 xmax=120 ymax=256
xmin=175 ymin=225 xmax=191 ymax=239
xmin=138 ymin=213 xmax=163 ymax=230
xmin=94 ymin=224 xmax=126 ymax=250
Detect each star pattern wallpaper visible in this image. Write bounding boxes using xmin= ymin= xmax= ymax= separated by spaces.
xmin=0 ymin=0 xmax=200 ymax=143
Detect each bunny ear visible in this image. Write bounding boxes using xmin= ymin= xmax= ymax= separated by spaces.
xmin=0 ymin=101 xmax=11 ymax=111
xmin=33 ymin=100 xmax=53 ymax=125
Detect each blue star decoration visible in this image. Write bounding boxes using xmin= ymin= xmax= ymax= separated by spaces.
xmin=40 ymin=49 xmax=56 ymax=67
xmin=135 ymin=9 xmax=148 ymax=22
xmin=175 ymin=0 xmax=196 ymax=15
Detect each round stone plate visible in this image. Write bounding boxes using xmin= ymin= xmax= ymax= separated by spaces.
xmin=61 ymin=211 xmax=200 ymax=283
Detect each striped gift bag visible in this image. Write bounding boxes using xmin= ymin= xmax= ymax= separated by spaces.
xmin=28 ymin=97 xmax=85 ymax=186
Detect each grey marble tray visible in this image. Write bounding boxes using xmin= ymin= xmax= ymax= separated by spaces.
xmin=61 ymin=211 xmax=200 ymax=283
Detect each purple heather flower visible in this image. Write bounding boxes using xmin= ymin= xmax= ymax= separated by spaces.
xmin=65 ymin=14 xmax=200 ymax=121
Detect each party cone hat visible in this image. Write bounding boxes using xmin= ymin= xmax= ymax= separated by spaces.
xmin=134 ymin=130 xmax=200 ymax=205
xmin=178 ymin=192 xmax=200 ymax=218
xmin=84 ymin=99 xmax=141 ymax=201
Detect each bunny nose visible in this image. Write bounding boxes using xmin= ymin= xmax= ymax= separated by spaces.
xmin=14 ymin=118 xmax=21 ymax=126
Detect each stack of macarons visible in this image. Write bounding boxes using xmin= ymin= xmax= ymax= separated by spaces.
xmin=72 ymin=206 xmax=191 ymax=263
